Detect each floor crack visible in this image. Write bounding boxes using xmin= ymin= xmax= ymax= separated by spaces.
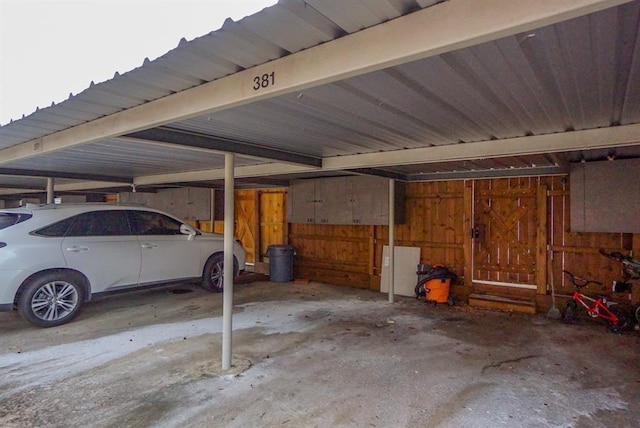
xmin=481 ymin=355 xmax=539 ymax=374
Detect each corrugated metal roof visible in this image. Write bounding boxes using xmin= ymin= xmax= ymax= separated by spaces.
xmin=163 ymin=2 xmax=640 ymax=159
xmin=2 ymin=138 xmax=264 ymax=178
xmin=0 ymin=0 xmax=435 ymax=147
xmin=1 ymin=0 xmax=639 ymax=194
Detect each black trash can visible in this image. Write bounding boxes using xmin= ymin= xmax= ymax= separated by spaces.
xmin=267 ymin=245 xmax=296 ymax=282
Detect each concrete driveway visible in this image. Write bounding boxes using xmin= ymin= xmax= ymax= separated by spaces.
xmin=1 ymin=277 xmax=639 ymax=427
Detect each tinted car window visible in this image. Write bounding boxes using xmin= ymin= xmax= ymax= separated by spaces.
xmin=65 ymin=211 xmax=131 ymax=237
xmin=34 ymin=217 xmax=75 ymax=237
xmin=127 ymin=210 xmax=184 ymax=236
xmin=0 ymin=213 xmax=32 ymax=230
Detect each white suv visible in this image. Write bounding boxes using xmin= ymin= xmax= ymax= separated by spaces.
xmin=0 ymin=204 xmax=246 ymax=327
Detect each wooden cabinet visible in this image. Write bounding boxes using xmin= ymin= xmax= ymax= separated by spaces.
xmin=161 ymin=187 xmax=211 ymax=221
xmin=118 ymin=187 xmax=211 ymax=221
xmin=287 ymin=179 xmax=316 ymax=224
xmin=315 ymin=176 xmax=352 ymax=224
xmin=570 ymin=159 xmax=640 ymax=233
xmin=287 ymin=176 xmax=405 ymax=225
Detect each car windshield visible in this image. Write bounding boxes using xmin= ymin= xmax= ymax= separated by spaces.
xmin=0 ymin=213 xmax=32 ymax=230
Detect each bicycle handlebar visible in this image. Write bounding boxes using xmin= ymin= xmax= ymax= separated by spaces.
xmin=599 ymin=248 xmax=626 ymax=262
xmin=562 ymin=270 xmax=603 ymax=289
xmin=599 ymin=248 xmax=640 ymax=278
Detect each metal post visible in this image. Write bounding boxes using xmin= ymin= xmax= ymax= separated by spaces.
xmin=46 ymin=178 xmax=55 ymax=204
xmin=222 ymin=153 xmax=235 ymax=371
xmin=388 ymin=179 xmax=395 ymax=303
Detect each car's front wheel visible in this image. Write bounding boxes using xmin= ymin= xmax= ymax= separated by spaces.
xmin=202 ymin=253 xmax=238 ymax=293
xmin=18 ymin=272 xmax=85 ymax=328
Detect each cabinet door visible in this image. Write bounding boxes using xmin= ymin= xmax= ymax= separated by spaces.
xmin=351 ymin=176 xmax=389 ymax=225
xmin=316 ymin=177 xmax=352 ymax=224
xmin=118 ymin=192 xmax=155 ymax=208
xmin=163 ymin=188 xmax=188 ymax=219
xmin=287 ymin=180 xmax=316 ymax=224
xmin=187 ymin=187 xmax=211 ymax=221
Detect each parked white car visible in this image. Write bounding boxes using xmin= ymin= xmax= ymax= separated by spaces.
xmin=0 ymin=203 xmax=246 ymax=327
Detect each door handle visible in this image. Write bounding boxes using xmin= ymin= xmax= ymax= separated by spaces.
xmin=471 ymin=224 xmax=486 ymax=243
xmin=66 ymin=246 xmax=89 ymax=253
xmin=141 ymin=243 xmax=159 ymax=249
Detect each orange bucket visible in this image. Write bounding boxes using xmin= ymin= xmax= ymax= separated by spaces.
xmin=425 ymin=278 xmax=451 ymax=303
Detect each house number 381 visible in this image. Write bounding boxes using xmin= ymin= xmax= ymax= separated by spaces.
xmin=253 ymin=72 xmax=275 ymax=90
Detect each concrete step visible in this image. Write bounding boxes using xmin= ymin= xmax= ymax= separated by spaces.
xmin=468 ymin=293 xmax=537 ymax=314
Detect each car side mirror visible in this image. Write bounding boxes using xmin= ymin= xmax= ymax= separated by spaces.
xmin=180 ymin=224 xmax=196 ymax=241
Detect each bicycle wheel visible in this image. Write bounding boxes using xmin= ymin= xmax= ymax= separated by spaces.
xmin=608 ymin=306 xmax=633 ymax=333
xmin=563 ymin=301 xmax=578 ymax=323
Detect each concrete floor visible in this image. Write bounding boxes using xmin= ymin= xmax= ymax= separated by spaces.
xmin=1 ymin=275 xmax=639 ymax=427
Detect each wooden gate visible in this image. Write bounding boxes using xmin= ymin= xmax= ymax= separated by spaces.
xmin=233 ymin=189 xmax=287 ymax=267
xmin=472 ymin=179 xmax=546 ymax=292
xmin=235 ymin=190 xmax=258 ymax=264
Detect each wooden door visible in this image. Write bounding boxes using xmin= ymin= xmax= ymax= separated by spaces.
xmin=472 ymin=179 xmax=539 ymax=290
xmin=235 ymin=190 xmax=258 ymax=264
xmin=259 ymin=190 xmax=287 ymax=258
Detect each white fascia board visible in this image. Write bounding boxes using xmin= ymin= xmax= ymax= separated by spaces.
xmin=0 ymin=0 xmax=630 ymax=165
xmin=0 ymin=188 xmax=41 ymax=196
xmin=0 ymin=181 xmax=126 ymax=195
xmin=53 ymin=181 xmax=127 ymax=191
xmin=322 ymin=124 xmax=640 ymax=170
xmin=133 ymin=163 xmax=316 ymax=186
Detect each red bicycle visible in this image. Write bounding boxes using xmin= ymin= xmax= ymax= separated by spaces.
xmin=562 ymin=270 xmax=633 ymax=333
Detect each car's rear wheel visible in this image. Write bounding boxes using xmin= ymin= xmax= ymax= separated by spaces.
xmin=202 ymin=253 xmax=238 ymax=293
xmin=18 ymin=272 xmax=85 ymax=327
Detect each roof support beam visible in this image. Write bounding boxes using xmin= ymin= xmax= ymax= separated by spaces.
xmin=0 ymin=0 xmax=630 ymax=165
xmin=407 ymin=166 xmax=567 ymax=182
xmin=0 ymin=186 xmax=44 ymax=194
xmin=322 ymin=124 xmax=640 ymax=170
xmin=134 ymin=163 xmax=316 ymax=186
xmin=0 ymin=168 xmax=132 ymax=183
xmin=0 ymin=181 xmax=124 ymax=195
xmin=46 ymin=181 xmax=130 ymax=192
xmin=125 ymin=128 xmax=321 ymax=167
xmin=346 ymin=168 xmax=408 ymax=181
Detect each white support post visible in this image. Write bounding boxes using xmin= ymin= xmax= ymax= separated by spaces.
xmin=46 ymin=178 xmax=54 ymax=204
xmin=222 ymin=153 xmax=235 ymax=371
xmin=388 ymin=179 xmax=395 ymax=303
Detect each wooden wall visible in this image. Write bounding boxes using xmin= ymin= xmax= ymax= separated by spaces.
xmin=548 ymin=177 xmax=637 ymax=300
xmin=287 ymin=175 xmax=640 ymax=309
xmin=201 ymin=176 xmax=639 ymax=310
xmin=289 ymin=224 xmax=374 ymax=288
xmin=290 ymin=181 xmax=466 ymax=290
xmin=373 ymin=181 xmax=466 ymax=287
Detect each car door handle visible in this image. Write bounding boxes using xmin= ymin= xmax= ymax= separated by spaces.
xmin=141 ymin=243 xmax=159 ymax=249
xmin=66 ymin=246 xmax=89 ymax=253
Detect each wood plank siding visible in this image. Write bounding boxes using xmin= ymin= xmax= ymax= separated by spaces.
xmin=213 ymin=175 xmax=639 ymax=312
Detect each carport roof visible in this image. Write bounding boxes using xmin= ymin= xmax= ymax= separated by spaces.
xmin=1 ymin=0 xmax=639 ymax=196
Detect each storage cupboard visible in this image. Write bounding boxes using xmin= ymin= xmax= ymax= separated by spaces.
xmin=118 ymin=187 xmax=211 ymax=221
xmin=287 ymin=176 xmax=405 ymax=225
